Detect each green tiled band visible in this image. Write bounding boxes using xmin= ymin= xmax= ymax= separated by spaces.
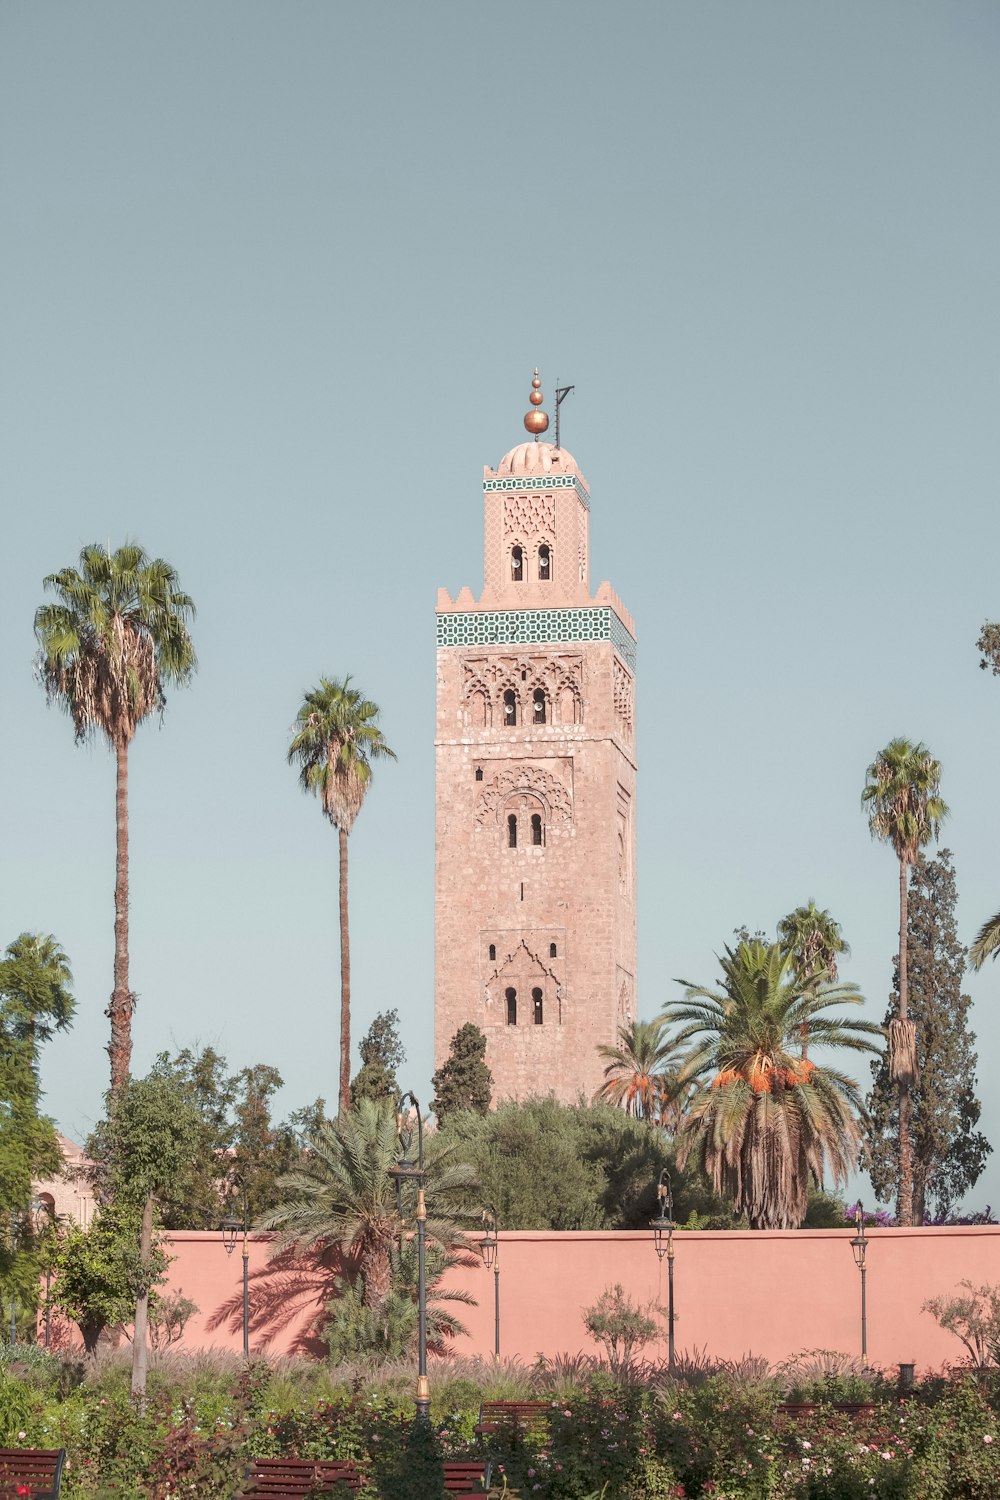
xmin=437 ymin=605 xmax=636 ymax=671
xmin=483 ymin=474 xmax=590 ymax=509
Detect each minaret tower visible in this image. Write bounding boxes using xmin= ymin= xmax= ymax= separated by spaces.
xmin=434 ymin=373 xmax=637 ymax=1104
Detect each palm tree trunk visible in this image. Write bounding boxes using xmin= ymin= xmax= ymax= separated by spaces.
xmin=338 ymin=824 xmax=351 ymax=1116
xmin=896 ymin=856 xmax=914 ymax=1227
xmin=108 ymin=741 xmax=134 ymax=1097
xmin=130 ymin=1193 xmax=154 ymax=1402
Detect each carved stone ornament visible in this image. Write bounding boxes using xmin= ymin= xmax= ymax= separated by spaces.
xmin=476 ymin=765 xmax=573 ymax=827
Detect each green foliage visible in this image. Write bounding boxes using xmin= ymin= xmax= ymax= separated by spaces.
xmin=322 ymin=1240 xmax=473 ymax=1364
xmin=90 ymin=1071 xmax=203 ymax=1210
xmin=663 ymin=941 xmax=881 ymax=1229
xmin=443 ymin=1096 xmax=730 ymax=1231
xmin=431 ymin=1023 xmax=492 ymax=1124
xmin=923 ymin=1280 xmax=1000 ymax=1367
xmin=260 ymin=1098 xmax=475 ymax=1316
xmin=582 ymin=1283 xmax=662 ymax=1368
xmin=867 ymin=852 xmax=991 ymax=1221
xmin=350 ymin=1008 xmax=405 ymax=1105
xmin=148 ymin=1289 xmax=199 ymax=1349
xmin=48 ymin=1201 xmax=168 ymax=1352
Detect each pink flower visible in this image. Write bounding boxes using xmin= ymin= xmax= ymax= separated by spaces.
xmin=985 ymin=1435 xmax=995 ymax=1445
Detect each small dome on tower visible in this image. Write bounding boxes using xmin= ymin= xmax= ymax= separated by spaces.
xmin=497 ymin=442 xmax=580 ymax=477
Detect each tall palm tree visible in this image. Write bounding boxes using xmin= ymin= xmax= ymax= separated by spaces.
xmin=661 ymin=941 xmax=881 ymax=1230
xmin=258 ymin=1098 xmax=475 ymax=1312
xmin=777 ymin=903 xmax=850 ymax=1058
xmin=862 ymin=738 xmax=947 ymax=1225
xmin=594 ymin=1018 xmax=691 ymax=1131
xmin=34 ymin=544 xmax=196 ymax=1096
xmin=288 ymin=676 xmax=396 ymax=1115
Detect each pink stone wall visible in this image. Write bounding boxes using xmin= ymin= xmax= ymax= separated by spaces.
xmin=147 ymin=1227 xmax=999 ymax=1374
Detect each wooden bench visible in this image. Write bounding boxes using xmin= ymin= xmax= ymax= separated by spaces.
xmin=234 ymin=1458 xmax=364 ymax=1497
xmin=0 ymin=1449 xmax=66 ymax=1499
xmin=443 ymin=1459 xmax=491 ymax=1494
xmin=236 ymin=1456 xmax=490 ymax=1497
xmin=474 ymin=1400 xmax=552 ymax=1438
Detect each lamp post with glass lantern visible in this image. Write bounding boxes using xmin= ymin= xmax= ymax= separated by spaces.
xmin=850 ymin=1202 xmax=869 ymax=1366
xmin=220 ymin=1189 xmax=250 ymax=1360
xmin=387 ymin=1091 xmax=429 ymax=1423
xmin=650 ymin=1167 xmax=676 ymax=1369
xmin=478 ymin=1204 xmax=500 ymax=1357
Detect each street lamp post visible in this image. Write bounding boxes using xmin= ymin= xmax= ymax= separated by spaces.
xmin=850 ymin=1202 xmax=870 ymax=1366
xmin=388 ymin=1091 xmax=429 ymax=1423
xmin=478 ymin=1204 xmax=500 ymax=1358
xmin=650 ymin=1168 xmax=676 ymax=1370
xmin=221 ymin=1190 xmax=250 ymax=1360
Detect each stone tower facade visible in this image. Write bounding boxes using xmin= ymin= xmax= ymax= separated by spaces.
xmin=434 ymin=375 xmax=637 ymax=1104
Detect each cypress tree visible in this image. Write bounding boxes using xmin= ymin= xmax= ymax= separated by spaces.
xmin=867 ymin=850 xmax=991 ymax=1221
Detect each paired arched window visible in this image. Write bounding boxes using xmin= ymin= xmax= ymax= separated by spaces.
xmin=531 ymin=813 xmax=543 ymax=846
xmin=503 ymin=690 xmax=517 ymax=727
xmin=507 ymin=813 xmax=518 ymax=848
xmin=511 ymin=546 xmax=523 ymax=582
xmin=538 ymin=545 xmax=551 ymax=580
xmin=506 ymin=987 xmax=517 ymax=1025
xmin=533 ymin=988 xmax=544 ymax=1025
xmin=532 ymin=688 xmax=547 ymax=724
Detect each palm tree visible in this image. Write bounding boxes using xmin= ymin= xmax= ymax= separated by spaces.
xmin=34 ymin=544 xmax=196 ymax=1095
xmin=0 ymin=933 xmax=76 ymax=1049
xmin=288 ymin=676 xmax=396 ymax=1115
xmin=258 ymin=1098 xmax=475 ymax=1312
xmin=862 ymin=738 xmax=947 ymax=1224
xmin=777 ymin=903 xmax=850 ymax=1058
xmin=661 ymin=941 xmax=881 ymax=1230
xmin=594 ymin=1018 xmax=691 ymax=1130
xmin=970 ymin=911 xmax=1000 ymax=972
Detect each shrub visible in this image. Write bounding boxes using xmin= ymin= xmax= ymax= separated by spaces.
xmin=583 ymin=1284 xmax=662 ymax=1370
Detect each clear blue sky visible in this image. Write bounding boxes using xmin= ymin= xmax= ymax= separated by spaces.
xmin=2 ymin=2 xmax=999 ymax=1212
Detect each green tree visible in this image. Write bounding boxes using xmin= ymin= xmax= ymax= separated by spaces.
xmin=351 ymin=1008 xmax=405 ymax=1105
xmin=583 ymin=1282 xmax=662 ymax=1370
xmin=662 ymin=941 xmax=882 ymax=1230
xmin=321 ymin=1239 xmax=474 ymax=1363
xmin=91 ymin=1074 xmax=202 ymax=1397
xmin=47 ymin=1199 xmax=168 ymax=1357
xmin=288 ymin=676 xmax=396 ymax=1116
xmin=778 ymin=903 xmax=850 ymax=1058
xmin=867 ymin=852 xmax=991 ymax=1222
xmin=976 ymin=620 xmax=1000 ymax=678
xmin=441 ymin=1096 xmax=730 ymax=1231
xmin=431 ymin=1023 xmax=493 ymax=1124
xmin=0 ymin=933 xmax=73 ymax=1333
xmin=594 ymin=1017 xmax=690 ymax=1129
xmin=862 ymin=737 xmax=948 ymax=1225
xmin=34 ymin=543 xmax=196 ymax=1097
xmin=258 ymin=1097 xmax=475 ymax=1312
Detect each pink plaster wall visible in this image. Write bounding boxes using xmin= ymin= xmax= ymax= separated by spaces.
xmin=148 ymin=1227 xmax=999 ymax=1373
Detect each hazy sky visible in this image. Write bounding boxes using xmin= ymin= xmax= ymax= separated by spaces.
xmin=2 ymin=3 xmax=999 ymax=1213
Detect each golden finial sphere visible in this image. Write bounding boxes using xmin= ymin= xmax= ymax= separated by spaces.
xmin=524 ymin=368 xmax=548 ymax=434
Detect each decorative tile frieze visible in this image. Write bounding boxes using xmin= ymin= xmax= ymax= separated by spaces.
xmin=437 ymin=606 xmax=637 ymax=670
xmin=484 ymin=474 xmax=590 ymax=509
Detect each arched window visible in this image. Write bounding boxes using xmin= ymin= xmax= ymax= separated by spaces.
xmin=507 ymin=813 xmax=518 ymax=848
xmin=506 ymin=987 xmax=517 ymax=1025
xmin=475 ymin=766 xmax=483 ymax=781
xmin=559 ymin=685 xmax=577 ymax=725
xmin=549 ymin=942 xmax=558 ymax=958
xmin=511 ymin=546 xmax=523 ymax=582
xmin=533 ymin=988 xmax=544 ymax=1024
xmin=538 ymin=544 xmax=551 ymax=580
xmin=531 ymin=812 xmax=543 ymax=846
xmin=503 ymin=690 xmax=517 ymax=727
xmin=488 ymin=943 xmax=496 ymax=962
xmin=532 ymin=688 xmax=546 ymax=724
